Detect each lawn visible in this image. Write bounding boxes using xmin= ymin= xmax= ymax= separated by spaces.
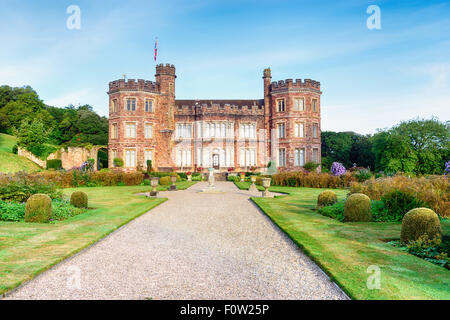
xmin=0 ymin=183 xmax=195 ymax=295
xmin=0 ymin=133 xmax=40 ymax=173
xmin=244 ymin=182 xmax=450 ymax=300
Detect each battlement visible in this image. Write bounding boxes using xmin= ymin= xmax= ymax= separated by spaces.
xmin=270 ymin=78 xmax=320 ymax=90
xmin=108 ymin=79 xmax=159 ymax=93
xmin=175 ymin=100 xmax=264 ymax=116
xmin=156 ymin=63 xmax=176 ymax=76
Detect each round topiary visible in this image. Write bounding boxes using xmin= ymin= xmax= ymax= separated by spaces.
xmin=159 ymin=176 xmax=171 ymax=185
xmin=344 ymin=193 xmax=372 ymax=222
xmin=70 ymin=191 xmax=88 ymax=208
xmin=400 ymin=208 xmax=442 ymax=244
xmin=25 ymin=194 xmax=52 ymax=223
xmin=317 ymin=190 xmax=338 ymax=208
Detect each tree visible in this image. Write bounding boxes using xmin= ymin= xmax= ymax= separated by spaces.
xmin=321 ymin=131 xmax=354 ymax=169
xmin=14 ymin=119 xmax=50 ymax=158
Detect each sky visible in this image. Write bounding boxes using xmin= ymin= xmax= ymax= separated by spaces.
xmin=0 ymin=0 xmax=449 ymax=134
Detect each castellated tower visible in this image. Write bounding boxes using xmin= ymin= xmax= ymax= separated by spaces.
xmin=107 ymin=63 xmax=321 ymax=172
xmin=268 ymin=77 xmax=322 ymax=169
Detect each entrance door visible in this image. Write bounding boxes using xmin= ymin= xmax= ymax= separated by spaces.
xmin=212 ymin=154 xmax=219 ymax=169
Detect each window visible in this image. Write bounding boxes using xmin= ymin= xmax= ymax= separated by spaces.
xmin=239 ymin=123 xmax=256 ymax=139
xmin=294 ymin=148 xmax=305 ymax=166
xmin=277 ymin=123 xmax=286 ymax=138
xmin=112 ymin=150 xmax=118 ymax=166
xmin=144 ymin=150 xmax=153 ymax=165
xmin=277 ymin=98 xmax=285 ymax=112
xmin=176 ymin=149 xmax=191 ymax=167
xmin=313 ymin=148 xmax=319 ymax=163
xmin=239 ymin=148 xmax=256 ymax=167
xmin=312 ymin=98 xmax=318 ymax=112
xmin=125 ymin=149 xmax=136 ymax=168
xmin=176 ymin=123 xmax=192 ymax=138
xmin=278 ymin=148 xmax=286 ymax=167
xmin=145 ymin=100 xmax=153 ymax=112
xmin=126 ymin=98 xmax=136 ymax=111
xmin=145 ymin=124 xmax=152 ymax=139
xmin=125 ymin=123 xmax=136 ymax=138
xmin=313 ymin=123 xmax=319 ymax=138
xmin=294 ymin=98 xmax=305 ymax=111
xmin=111 ymin=123 xmax=118 ymax=139
xmin=112 ymin=100 xmax=118 ymax=113
xmin=169 ymin=83 xmax=174 ymax=95
xmin=294 ymin=122 xmax=304 ymax=138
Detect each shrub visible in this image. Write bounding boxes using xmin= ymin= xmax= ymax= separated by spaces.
xmin=192 ymin=175 xmax=202 ymax=181
xmin=160 ymin=176 xmax=171 ymax=185
xmin=51 ymin=199 xmax=85 ymax=221
xmin=344 ymin=193 xmax=372 ymax=222
xmin=12 ymin=144 xmax=18 ymax=154
xmin=331 ymin=162 xmax=346 ymax=176
xmin=0 ymin=201 xmax=26 ymax=221
xmin=381 ymin=190 xmax=428 ymax=222
xmin=46 ymin=159 xmax=62 ymax=170
xmin=318 ymin=201 xmax=345 ymax=221
xmin=400 ymin=208 xmax=442 ymax=244
xmin=25 ymin=194 xmax=52 ymax=223
xmin=113 ymin=157 xmax=124 ymax=167
xmin=355 ymin=168 xmax=372 ymax=182
xmin=227 ymin=175 xmax=240 ymax=182
xmin=350 ymin=175 xmax=449 ymax=217
xmin=177 ymin=172 xmax=188 ymax=180
xmin=147 ymin=160 xmax=152 ymax=172
xmin=303 ymin=162 xmax=320 ymax=172
xmin=70 ymin=191 xmax=88 ymax=208
xmin=317 ymin=190 xmax=338 ymax=208
xmin=0 ymin=174 xmax=62 ymax=202
xmin=271 ymin=171 xmax=357 ymax=189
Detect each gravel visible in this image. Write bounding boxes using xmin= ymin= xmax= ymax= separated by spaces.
xmin=4 ymin=182 xmax=347 ymax=300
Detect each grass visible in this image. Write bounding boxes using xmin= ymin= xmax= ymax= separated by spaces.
xmin=244 ymin=183 xmax=450 ymax=300
xmin=0 ymin=133 xmax=40 ymax=173
xmin=0 ymin=184 xmax=192 ymax=295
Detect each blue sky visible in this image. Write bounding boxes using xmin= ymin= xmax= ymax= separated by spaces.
xmin=0 ymin=0 xmax=449 ymax=134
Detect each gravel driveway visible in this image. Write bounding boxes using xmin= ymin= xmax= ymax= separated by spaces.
xmin=4 ymin=182 xmax=347 ymax=300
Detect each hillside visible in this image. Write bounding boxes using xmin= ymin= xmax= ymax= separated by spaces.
xmin=0 ymin=133 xmax=41 ymax=173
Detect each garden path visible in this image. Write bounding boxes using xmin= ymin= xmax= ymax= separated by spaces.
xmin=5 ymin=182 xmax=347 ymax=300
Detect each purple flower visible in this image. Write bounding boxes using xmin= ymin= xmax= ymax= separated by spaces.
xmin=331 ymin=162 xmax=346 ymax=176
xmin=445 ymin=161 xmax=450 ymax=176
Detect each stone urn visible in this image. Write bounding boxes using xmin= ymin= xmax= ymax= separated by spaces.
xmin=240 ymin=173 xmax=245 ymax=182
xmin=249 ymin=175 xmax=258 ymax=192
xmin=187 ymin=175 xmax=192 ymax=182
xmin=261 ymin=177 xmax=271 ymax=197
xmin=149 ymin=177 xmax=159 ymax=197
xmin=170 ymin=175 xmax=177 ymax=191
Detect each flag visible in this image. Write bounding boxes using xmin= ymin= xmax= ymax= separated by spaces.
xmin=154 ymin=38 xmax=158 ymax=61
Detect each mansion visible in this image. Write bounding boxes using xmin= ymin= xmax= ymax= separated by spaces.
xmin=108 ymin=64 xmax=322 ymax=172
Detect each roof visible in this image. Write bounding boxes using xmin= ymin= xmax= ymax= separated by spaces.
xmin=175 ymin=99 xmax=264 ymax=108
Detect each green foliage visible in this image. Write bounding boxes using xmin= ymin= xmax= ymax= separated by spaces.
xmin=303 ymin=161 xmax=320 ymax=172
xmin=146 ymin=160 xmax=152 ymax=172
xmin=25 ymin=194 xmax=52 ymax=223
xmin=159 ymin=176 xmax=171 ymax=185
xmin=14 ymin=119 xmax=53 ymax=158
xmin=389 ymin=235 xmax=449 ymax=270
xmin=344 ymin=193 xmax=372 ymax=222
xmin=46 ymin=159 xmax=62 ymax=170
xmin=0 ymin=201 xmax=26 ymax=221
xmin=113 ymin=157 xmax=124 ymax=167
xmin=227 ymin=175 xmax=240 ymax=182
xmin=192 ymin=175 xmax=202 ymax=181
xmin=381 ymin=190 xmax=429 ymax=222
xmin=12 ymin=144 xmax=18 ymax=154
xmin=70 ymin=191 xmax=88 ymax=208
xmin=51 ymin=199 xmax=86 ymax=221
xmin=0 ymin=176 xmax=62 ymax=202
xmin=318 ymin=200 xmax=345 ymax=221
xmin=401 ymin=208 xmax=442 ymax=244
xmin=355 ymin=168 xmax=372 ymax=182
xmin=317 ymin=190 xmax=338 ymax=208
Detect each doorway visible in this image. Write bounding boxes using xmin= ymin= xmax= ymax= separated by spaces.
xmin=212 ymin=154 xmax=219 ymax=169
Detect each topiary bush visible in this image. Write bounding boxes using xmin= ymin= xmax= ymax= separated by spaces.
xmin=70 ymin=191 xmax=88 ymax=208
xmin=46 ymin=159 xmax=62 ymax=170
xmin=317 ymin=190 xmax=338 ymax=208
xmin=381 ymin=190 xmax=428 ymax=222
xmin=159 ymin=176 xmax=171 ymax=185
xmin=25 ymin=194 xmax=52 ymax=223
xmin=344 ymin=193 xmax=372 ymax=222
xmin=113 ymin=157 xmax=124 ymax=167
xmin=400 ymin=208 xmax=442 ymax=244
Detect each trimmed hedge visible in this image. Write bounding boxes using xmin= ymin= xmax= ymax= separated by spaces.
xmin=317 ymin=190 xmax=338 ymax=208
xmin=70 ymin=191 xmax=88 ymax=208
xmin=401 ymin=208 xmax=442 ymax=244
xmin=344 ymin=193 xmax=372 ymax=222
xmin=25 ymin=194 xmax=52 ymax=223
xmin=46 ymin=159 xmax=62 ymax=170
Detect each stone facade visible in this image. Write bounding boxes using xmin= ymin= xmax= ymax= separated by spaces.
xmin=108 ymin=64 xmax=322 ymax=172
